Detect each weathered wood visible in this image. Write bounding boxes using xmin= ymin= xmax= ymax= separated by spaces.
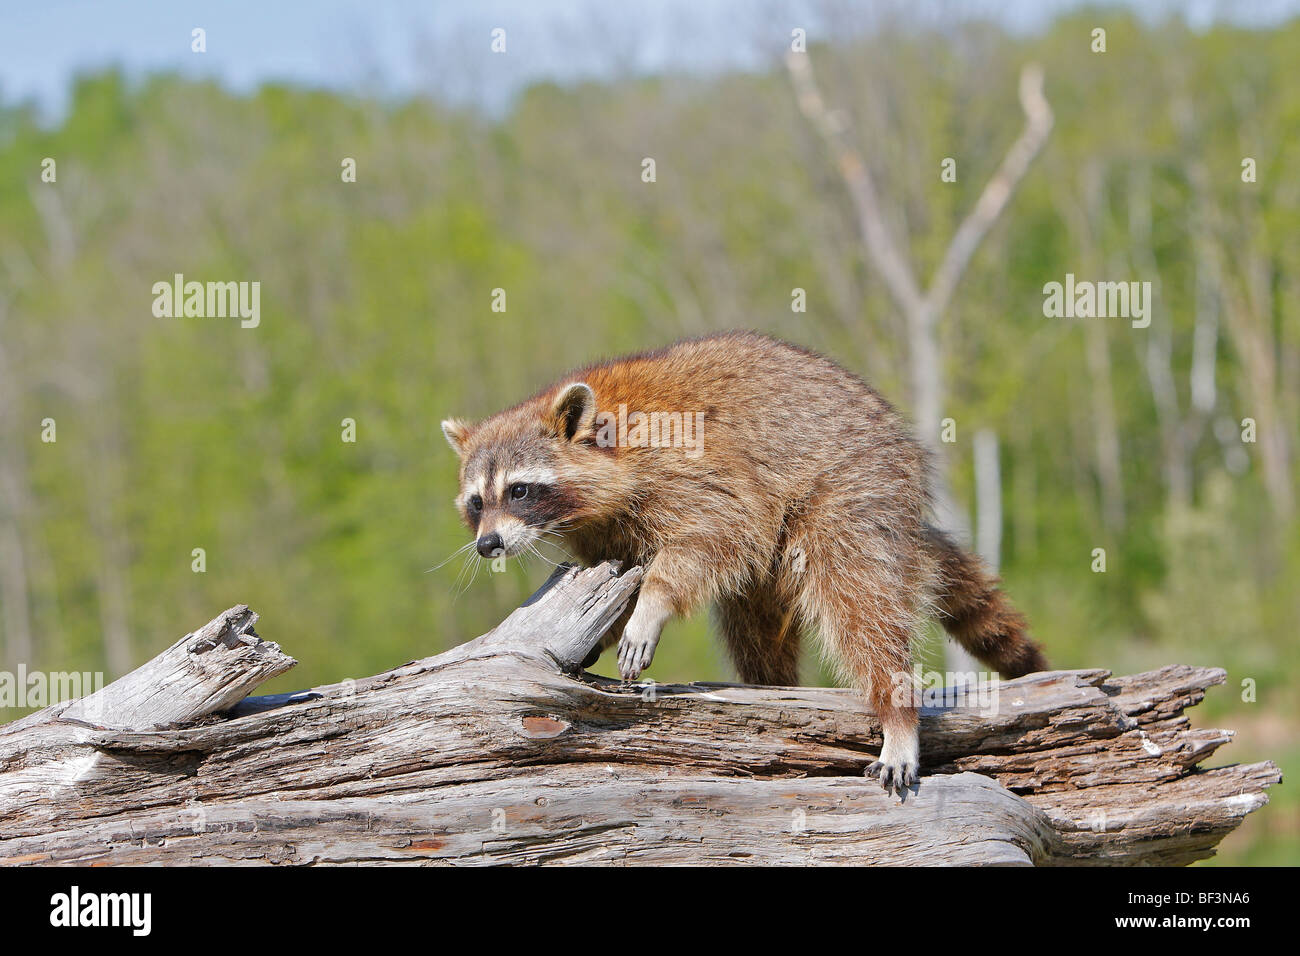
xmin=58 ymin=604 xmax=295 ymax=731
xmin=0 ymin=561 xmax=1279 ymax=866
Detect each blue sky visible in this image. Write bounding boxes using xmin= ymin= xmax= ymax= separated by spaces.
xmin=1 ymin=0 xmax=1295 ymax=122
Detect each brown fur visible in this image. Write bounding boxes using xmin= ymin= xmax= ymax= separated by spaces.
xmin=443 ymin=331 xmax=1047 ymax=787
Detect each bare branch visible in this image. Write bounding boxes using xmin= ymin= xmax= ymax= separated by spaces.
xmin=924 ymin=64 xmax=1054 ymax=316
xmin=786 ymin=53 xmax=1053 ymax=322
xmin=785 ymin=51 xmax=924 ymax=316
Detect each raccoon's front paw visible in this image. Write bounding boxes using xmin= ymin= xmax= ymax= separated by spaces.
xmin=615 ymin=588 xmax=671 ymax=681
xmin=616 ymin=629 xmax=660 ymax=681
xmin=867 ymin=726 xmax=920 ymax=796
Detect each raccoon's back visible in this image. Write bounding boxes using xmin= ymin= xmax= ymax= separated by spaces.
xmin=577 ymin=331 xmax=915 ymax=479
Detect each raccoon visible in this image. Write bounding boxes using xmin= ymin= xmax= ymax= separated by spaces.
xmin=440 ymin=331 xmax=1047 ymax=793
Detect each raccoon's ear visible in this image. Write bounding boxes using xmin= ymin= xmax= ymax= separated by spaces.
xmin=550 ymin=382 xmax=596 ymax=442
xmin=441 ymin=418 xmax=472 ymax=457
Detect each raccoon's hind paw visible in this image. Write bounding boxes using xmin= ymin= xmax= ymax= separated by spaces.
xmin=868 ymin=725 xmax=920 ymax=796
xmin=866 ymin=758 xmax=919 ymax=796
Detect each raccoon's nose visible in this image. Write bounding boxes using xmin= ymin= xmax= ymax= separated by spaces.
xmin=476 ymin=532 xmax=505 ymax=557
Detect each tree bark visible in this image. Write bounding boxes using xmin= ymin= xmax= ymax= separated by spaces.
xmin=0 ymin=562 xmax=1279 ymax=866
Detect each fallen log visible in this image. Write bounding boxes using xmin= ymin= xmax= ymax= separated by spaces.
xmin=0 ymin=561 xmax=1279 ymax=866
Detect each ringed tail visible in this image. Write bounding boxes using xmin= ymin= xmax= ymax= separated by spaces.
xmin=925 ymin=525 xmax=1048 ymax=678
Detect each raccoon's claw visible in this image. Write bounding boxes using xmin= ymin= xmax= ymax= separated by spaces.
xmin=866 ymin=759 xmax=919 ymax=796
xmin=616 ymin=633 xmax=659 ymax=681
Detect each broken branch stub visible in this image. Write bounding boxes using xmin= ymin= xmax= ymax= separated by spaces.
xmin=60 ymin=604 xmax=295 ymax=731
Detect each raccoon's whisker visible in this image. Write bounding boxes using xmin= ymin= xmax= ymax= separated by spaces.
xmin=427 ymin=539 xmax=478 ymax=573
xmin=522 ymin=540 xmax=567 ymax=569
xmin=466 ymin=553 xmax=489 ymax=593
xmin=520 ymin=539 xmax=550 ymax=565
xmin=530 ymin=535 xmax=576 ymax=564
xmin=537 ymin=526 xmax=575 ymax=548
xmin=450 ymin=558 xmax=469 ymax=600
xmin=451 ymin=551 xmax=479 ymax=601
xmin=453 ymin=560 xmax=476 ymax=601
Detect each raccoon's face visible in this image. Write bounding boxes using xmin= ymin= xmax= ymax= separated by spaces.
xmin=448 ymin=462 xmax=574 ymax=558
xmin=441 ymin=382 xmax=600 ymax=559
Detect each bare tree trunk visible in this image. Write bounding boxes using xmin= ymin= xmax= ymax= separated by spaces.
xmin=1127 ymin=166 xmax=1196 ymax=512
xmin=1085 ymin=318 xmax=1126 ymax=533
xmin=1012 ymin=418 xmax=1038 ymax=562
xmin=973 ymin=428 xmax=1002 ymax=570
xmin=1055 ymin=165 xmax=1126 ymax=534
xmin=0 ymin=501 xmax=33 ymax=672
xmin=1241 ymin=251 xmax=1294 ymax=520
xmin=1175 ymin=103 xmax=1294 ymax=525
xmin=81 ymin=422 xmax=135 ymax=677
xmin=1201 ymin=225 xmax=1294 ymax=522
xmin=30 ymin=184 xmax=136 ymax=676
